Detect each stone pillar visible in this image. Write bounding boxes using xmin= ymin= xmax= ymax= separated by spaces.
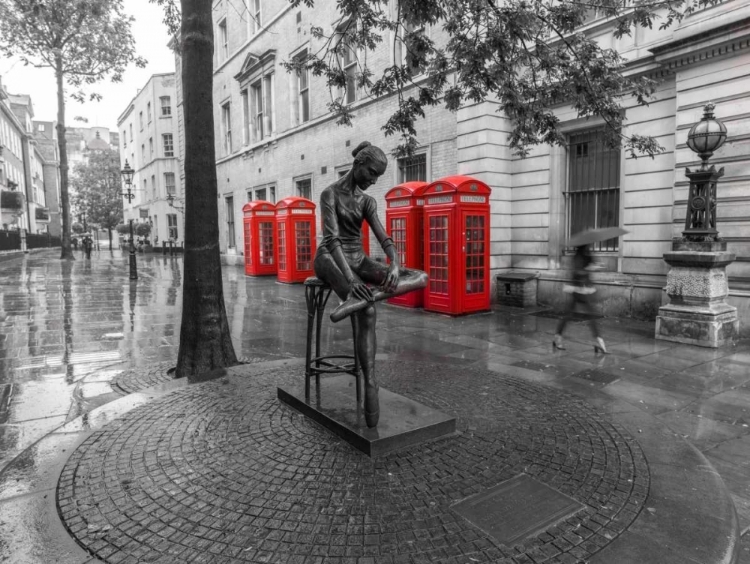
xmin=655 ymin=240 xmax=739 ymax=348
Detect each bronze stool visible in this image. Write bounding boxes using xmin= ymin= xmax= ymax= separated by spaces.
xmin=303 ymin=277 xmax=361 ymax=402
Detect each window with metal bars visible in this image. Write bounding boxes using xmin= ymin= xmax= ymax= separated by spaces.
xmin=565 ymin=129 xmax=621 ymax=252
xmin=397 ymin=153 xmax=427 ymax=183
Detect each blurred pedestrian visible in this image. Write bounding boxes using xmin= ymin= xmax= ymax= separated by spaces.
xmin=553 ymin=244 xmax=607 ymax=354
xmin=72 ymin=236 xmax=78 ymax=250
xmin=82 ymin=234 xmax=93 ymax=259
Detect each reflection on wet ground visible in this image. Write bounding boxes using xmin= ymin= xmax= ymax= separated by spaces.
xmin=1 ymin=248 xmax=750 ymax=546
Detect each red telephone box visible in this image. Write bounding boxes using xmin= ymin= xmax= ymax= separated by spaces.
xmin=275 ymin=197 xmax=317 ymax=283
xmin=242 ymin=201 xmax=277 ymax=276
xmin=422 ymin=176 xmax=491 ymax=315
xmin=361 ymin=221 xmax=370 ymax=256
xmin=385 ymin=181 xmax=428 ymax=308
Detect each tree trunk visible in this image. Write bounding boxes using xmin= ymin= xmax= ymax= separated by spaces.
xmin=56 ymin=58 xmax=74 ymax=260
xmin=108 ymin=228 xmax=113 ymax=250
xmin=176 ymin=0 xmax=238 ymax=378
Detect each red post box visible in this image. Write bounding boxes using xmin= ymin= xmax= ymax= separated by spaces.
xmin=242 ymin=201 xmax=277 ymax=276
xmin=422 ymin=175 xmax=491 ymax=315
xmin=275 ymin=197 xmax=317 ymax=283
xmin=385 ymin=181 xmax=428 ymax=308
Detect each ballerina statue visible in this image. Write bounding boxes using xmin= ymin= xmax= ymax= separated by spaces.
xmin=313 ymin=141 xmax=428 ymax=428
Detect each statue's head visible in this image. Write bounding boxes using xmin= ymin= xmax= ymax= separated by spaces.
xmin=351 ymin=141 xmax=387 ymax=191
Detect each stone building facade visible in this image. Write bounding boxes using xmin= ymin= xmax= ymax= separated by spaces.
xmin=208 ymin=0 xmax=750 ymax=330
xmin=117 ymin=73 xmax=183 ymax=245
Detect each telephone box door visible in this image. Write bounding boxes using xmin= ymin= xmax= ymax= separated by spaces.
xmin=461 ymin=210 xmax=490 ymax=312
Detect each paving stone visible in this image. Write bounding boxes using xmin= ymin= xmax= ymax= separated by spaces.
xmin=58 ymin=360 xmax=648 ymax=563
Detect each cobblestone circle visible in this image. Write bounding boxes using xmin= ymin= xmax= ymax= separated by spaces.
xmin=111 ymin=357 xmax=290 ymax=395
xmin=111 ymin=361 xmax=176 ymax=395
xmin=60 ymin=361 xmax=649 ymax=564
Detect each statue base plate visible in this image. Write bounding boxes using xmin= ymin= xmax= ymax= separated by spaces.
xmin=278 ymin=375 xmax=457 ymax=457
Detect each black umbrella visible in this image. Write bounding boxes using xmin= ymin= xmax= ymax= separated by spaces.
xmin=567 ymin=227 xmax=628 ymax=247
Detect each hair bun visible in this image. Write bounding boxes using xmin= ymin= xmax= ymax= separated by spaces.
xmin=352 ymin=141 xmax=371 ymax=158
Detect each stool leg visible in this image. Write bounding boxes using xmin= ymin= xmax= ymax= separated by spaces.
xmin=304 ymin=285 xmax=316 ymax=400
xmin=315 ymin=289 xmax=330 ymax=389
xmin=351 ymin=315 xmax=361 ymax=404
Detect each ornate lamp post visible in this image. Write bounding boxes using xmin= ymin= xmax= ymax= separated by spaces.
xmin=120 ymin=160 xmax=138 ymax=280
xmin=682 ymin=103 xmax=728 ymax=242
xmin=656 ymin=103 xmax=738 ymax=348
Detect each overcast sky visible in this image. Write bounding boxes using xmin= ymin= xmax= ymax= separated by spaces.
xmin=0 ymin=0 xmax=176 ymax=132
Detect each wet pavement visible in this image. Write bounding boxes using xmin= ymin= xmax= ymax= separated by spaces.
xmin=0 ymin=249 xmax=749 ymax=563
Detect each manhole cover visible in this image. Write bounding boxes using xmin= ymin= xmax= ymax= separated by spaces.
xmin=452 ymin=474 xmax=584 ymax=546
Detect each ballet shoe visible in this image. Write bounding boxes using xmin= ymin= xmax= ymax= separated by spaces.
xmin=364 ymin=385 xmax=380 ymax=428
xmin=594 ymin=337 xmax=608 ymax=354
xmin=330 ymin=296 xmax=368 ymax=323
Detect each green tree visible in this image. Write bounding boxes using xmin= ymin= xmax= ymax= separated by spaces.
xmin=0 ymin=0 xmax=145 ymax=260
xmin=70 ymin=148 xmax=124 ymax=249
xmin=287 ymin=0 xmax=716 ymax=157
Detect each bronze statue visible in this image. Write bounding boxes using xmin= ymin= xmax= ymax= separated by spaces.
xmin=314 ymin=141 xmax=428 ymax=428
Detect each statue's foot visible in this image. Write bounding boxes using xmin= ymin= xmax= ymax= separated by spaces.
xmin=330 ymin=296 xmax=369 ymax=323
xmin=364 ymin=384 xmax=380 ymax=428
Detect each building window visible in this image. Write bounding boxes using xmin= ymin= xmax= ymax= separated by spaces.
xmin=141 ymin=144 xmax=145 ymax=162
xmin=249 ymin=0 xmax=261 ymax=34
xmin=163 ymin=134 xmax=174 ymax=157
xmin=296 ymin=177 xmax=312 ymax=200
xmin=143 ymin=178 xmax=148 ymax=200
xmin=295 ymin=51 xmax=310 ymax=124
xmin=221 ymin=103 xmax=232 ymax=154
xmin=218 ymin=19 xmax=228 ymax=62
xmin=147 ymin=102 xmax=152 ymax=122
xmin=161 ymin=96 xmax=171 ymax=116
xmin=151 ymin=174 xmax=156 ymax=199
xmin=397 ymin=22 xmax=426 ymax=77
xmin=397 ymin=153 xmax=427 ymax=182
xmin=340 ymin=35 xmax=358 ymax=104
xmin=226 ymin=196 xmax=235 ymax=248
xmin=168 ymin=213 xmax=178 ymax=240
xmin=565 ymin=129 xmax=621 ymax=252
xmin=149 ymin=137 xmax=153 ymax=158
xmin=165 ymin=172 xmax=176 ymax=195
xmin=129 ymin=123 xmax=133 ymax=141
xmin=122 ymin=132 xmax=127 ymax=148
xmin=241 ymin=90 xmax=250 ymax=145
xmin=255 ymin=187 xmax=267 ymax=201
xmin=250 ymin=76 xmax=273 ymax=141
xmin=139 ymin=111 xmax=143 ymax=130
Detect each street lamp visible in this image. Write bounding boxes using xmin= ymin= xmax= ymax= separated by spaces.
xmin=166 ymin=192 xmax=184 ymax=212
xmin=683 ymin=103 xmax=728 ymax=242
xmin=120 ymin=160 xmax=138 ymax=280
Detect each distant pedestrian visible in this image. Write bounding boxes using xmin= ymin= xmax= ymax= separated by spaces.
xmin=553 ymin=244 xmax=607 ymax=354
xmin=72 ymin=236 xmax=78 ymax=250
xmin=82 ymin=234 xmax=93 ymax=259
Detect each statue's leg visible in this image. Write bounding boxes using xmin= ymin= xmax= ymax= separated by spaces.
xmin=356 ymin=304 xmax=379 ymax=428
xmin=330 ymin=262 xmax=428 ymax=323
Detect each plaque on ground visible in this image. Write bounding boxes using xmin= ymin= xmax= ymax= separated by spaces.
xmin=451 ymin=474 xmax=584 ymax=546
xmin=278 ymin=374 xmax=456 ymax=456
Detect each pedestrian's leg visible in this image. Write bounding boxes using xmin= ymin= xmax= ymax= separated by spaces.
xmin=581 ymin=293 xmax=607 ymax=353
xmin=554 ymin=294 xmax=573 ymax=349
